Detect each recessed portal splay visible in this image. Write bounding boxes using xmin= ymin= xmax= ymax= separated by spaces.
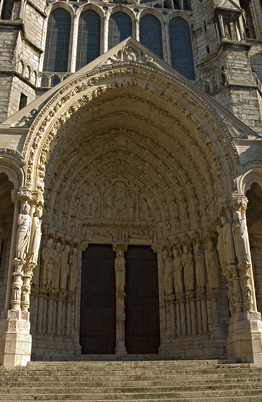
xmin=80 ymin=244 xmax=160 ymax=355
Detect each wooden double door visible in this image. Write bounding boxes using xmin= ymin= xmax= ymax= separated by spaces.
xmin=80 ymin=245 xmax=160 ymax=354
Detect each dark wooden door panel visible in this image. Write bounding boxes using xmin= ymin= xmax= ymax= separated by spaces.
xmin=125 ymin=246 xmax=160 ymax=354
xmin=80 ymin=245 xmax=115 ymax=354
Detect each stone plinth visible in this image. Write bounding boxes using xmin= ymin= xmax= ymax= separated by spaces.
xmin=227 ymin=311 xmax=262 ymax=365
xmin=0 ymin=310 xmax=31 ymax=369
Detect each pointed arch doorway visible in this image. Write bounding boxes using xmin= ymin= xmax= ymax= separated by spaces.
xmin=80 ymin=244 xmax=160 ymax=355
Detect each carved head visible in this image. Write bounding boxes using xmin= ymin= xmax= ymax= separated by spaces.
xmin=23 ymin=202 xmax=30 ymax=214
xmin=162 ymin=248 xmax=168 ymax=260
xmin=47 ymin=238 xmax=53 ymax=247
xmin=233 ymin=211 xmax=241 ymax=222
xmin=56 ymin=242 xmax=61 ymax=251
xmin=36 ymin=207 xmax=43 ymax=218
xmin=220 ymin=216 xmax=227 ymax=225
xmin=207 ymin=239 xmax=213 ymax=250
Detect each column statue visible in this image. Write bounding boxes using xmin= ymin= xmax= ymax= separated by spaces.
xmin=163 ymin=248 xmax=173 ymax=296
xmin=204 ymin=239 xmax=219 ymax=290
xmin=69 ymin=247 xmax=79 ymax=293
xmin=41 ymin=238 xmax=54 ymax=289
xmin=115 ymin=249 xmax=125 ymax=294
xmin=195 ymin=243 xmax=206 ymax=290
xmin=216 ymin=224 xmax=228 ymax=278
xmin=173 ymin=247 xmax=183 ymax=294
xmin=16 ymin=202 xmax=32 ymax=261
xmin=60 ymin=244 xmax=70 ymax=291
xmin=220 ymin=216 xmax=236 ymax=266
xmin=232 ymin=211 xmax=251 ymax=266
xmin=51 ymin=241 xmax=62 ymax=290
xmin=182 ymin=245 xmax=194 ymax=292
xmin=29 ymin=207 xmax=42 ymax=265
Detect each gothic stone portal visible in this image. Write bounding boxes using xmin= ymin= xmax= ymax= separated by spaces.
xmin=80 ymin=245 xmax=160 ymax=355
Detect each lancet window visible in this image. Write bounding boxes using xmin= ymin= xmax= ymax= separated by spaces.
xmin=108 ymin=12 xmax=132 ymax=49
xmin=43 ymin=8 xmax=71 ymax=73
xmin=169 ymin=17 xmax=195 ymax=80
xmin=76 ymin=10 xmax=101 ymax=70
xmin=140 ymin=14 xmax=163 ymax=59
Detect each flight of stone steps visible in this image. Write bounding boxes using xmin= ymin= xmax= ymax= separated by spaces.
xmin=0 ymin=359 xmax=262 ymax=401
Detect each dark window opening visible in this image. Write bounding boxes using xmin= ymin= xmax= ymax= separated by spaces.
xmin=169 ymin=17 xmax=195 ymax=80
xmin=1 ymin=0 xmax=15 ymax=20
xmin=240 ymin=0 xmax=256 ymax=39
xmin=140 ymin=14 xmax=163 ymax=59
xmin=76 ymin=10 xmax=101 ymax=70
xmin=19 ymin=93 xmax=27 ymax=110
xmin=43 ymin=8 xmax=71 ymax=72
xmin=108 ymin=12 xmax=132 ymax=49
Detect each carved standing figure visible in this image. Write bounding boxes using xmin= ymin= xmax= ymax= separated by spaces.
xmin=60 ymin=244 xmax=70 ymax=290
xmin=163 ymin=248 xmax=173 ymax=296
xmin=204 ymin=239 xmax=219 ymax=290
xmin=232 ymin=211 xmax=251 ymax=266
xmin=115 ymin=249 xmax=125 ymax=294
xmin=195 ymin=243 xmax=206 ymax=289
xmin=69 ymin=247 xmax=79 ymax=293
xmin=16 ymin=202 xmax=32 ymax=261
xmin=29 ymin=207 xmax=42 ymax=264
xmin=220 ymin=216 xmax=236 ymax=266
xmin=216 ymin=225 xmax=227 ymax=274
xmin=173 ymin=247 xmax=183 ymax=294
xmin=51 ymin=242 xmax=62 ymax=290
xmin=140 ymin=197 xmax=152 ymax=220
xmin=41 ymin=238 xmax=54 ymax=288
xmin=123 ymin=192 xmax=135 ymax=220
xmin=182 ymin=245 xmax=195 ymax=292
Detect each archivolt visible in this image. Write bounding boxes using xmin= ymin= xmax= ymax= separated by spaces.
xmin=21 ymin=61 xmax=239 ymax=236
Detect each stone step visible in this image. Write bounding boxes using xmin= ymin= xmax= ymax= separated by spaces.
xmin=1 ymin=382 xmax=262 ymax=394
xmin=1 ymin=389 xmax=262 ymax=401
xmin=1 ymin=377 xmax=262 ymax=387
xmin=1 ymin=360 xmax=261 ymax=401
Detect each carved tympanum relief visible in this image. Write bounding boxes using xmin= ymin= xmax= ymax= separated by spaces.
xmin=84 ymin=182 xmax=153 ymax=223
